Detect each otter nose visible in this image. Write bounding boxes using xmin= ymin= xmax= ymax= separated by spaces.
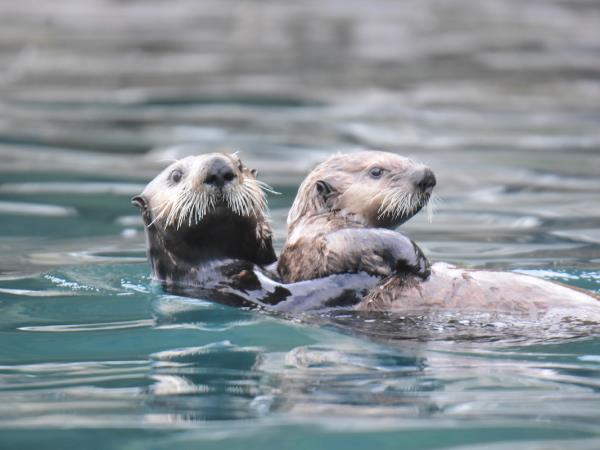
xmin=204 ymin=158 xmax=236 ymax=188
xmin=415 ymin=168 xmax=436 ymax=192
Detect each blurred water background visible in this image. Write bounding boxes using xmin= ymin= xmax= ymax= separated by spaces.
xmin=1 ymin=0 xmax=600 ymax=449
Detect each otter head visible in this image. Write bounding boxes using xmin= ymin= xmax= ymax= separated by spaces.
xmin=133 ymin=152 xmax=276 ymax=282
xmin=287 ymin=150 xmax=435 ymax=230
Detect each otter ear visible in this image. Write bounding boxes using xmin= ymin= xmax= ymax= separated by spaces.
xmin=315 ymin=180 xmax=337 ymax=206
xmin=316 ymin=180 xmax=334 ymax=196
xmin=131 ymin=195 xmax=147 ymax=211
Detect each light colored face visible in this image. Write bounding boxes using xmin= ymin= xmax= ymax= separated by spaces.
xmin=288 ymin=150 xmax=435 ymax=229
xmin=139 ymin=152 xmax=269 ymax=229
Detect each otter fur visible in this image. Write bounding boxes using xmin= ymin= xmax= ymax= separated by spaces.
xmin=279 ymin=151 xmax=434 ymax=282
xmin=280 ymin=151 xmax=600 ymax=320
xmin=132 ymin=152 xmax=276 ymax=285
xmin=133 ymin=151 xmax=426 ymax=311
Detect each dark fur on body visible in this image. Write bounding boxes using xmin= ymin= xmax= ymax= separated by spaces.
xmin=136 ymin=204 xmax=275 ymax=285
xmin=133 ymin=153 xmax=276 ymax=286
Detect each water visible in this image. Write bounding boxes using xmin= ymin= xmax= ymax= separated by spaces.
xmin=1 ymin=0 xmax=600 ymax=448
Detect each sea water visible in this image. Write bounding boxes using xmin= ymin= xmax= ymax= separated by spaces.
xmin=1 ymin=1 xmax=600 ymax=449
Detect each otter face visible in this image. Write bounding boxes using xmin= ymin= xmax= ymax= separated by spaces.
xmin=132 ymin=152 xmax=277 ymax=279
xmin=133 ymin=152 xmax=270 ymax=231
xmin=288 ymin=150 xmax=435 ymax=229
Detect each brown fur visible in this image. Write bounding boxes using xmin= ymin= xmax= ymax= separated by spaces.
xmin=358 ymin=263 xmax=600 ymax=318
xmin=287 ymin=151 xmax=433 ymax=231
xmin=279 ymin=151 xmax=432 ymax=283
xmin=278 ymin=214 xmax=401 ymax=282
xmin=281 ymin=150 xmax=600 ymax=320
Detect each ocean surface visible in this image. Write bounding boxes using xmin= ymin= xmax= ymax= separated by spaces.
xmin=1 ymin=0 xmax=600 ymax=449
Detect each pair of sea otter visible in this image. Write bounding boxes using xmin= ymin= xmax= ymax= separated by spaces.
xmin=133 ymin=151 xmax=600 ymax=320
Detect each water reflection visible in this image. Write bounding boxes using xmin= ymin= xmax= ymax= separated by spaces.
xmin=152 ymin=295 xmax=261 ymax=332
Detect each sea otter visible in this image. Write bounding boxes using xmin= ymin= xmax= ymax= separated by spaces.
xmin=278 ymin=151 xmax=600 ymax=320
xmin=132 ymin=152 xmax=429 ymax=310
xmin=278 ymin=151 xmax=435 ymax=282
xmin=132 ymin=152 xmax=276 ymax=284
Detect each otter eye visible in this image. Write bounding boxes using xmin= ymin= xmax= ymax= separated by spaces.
xmin=369 ymin=167 xmax=384 ymax=178
xmin=170 ymin=169 xmax=183 ymax=183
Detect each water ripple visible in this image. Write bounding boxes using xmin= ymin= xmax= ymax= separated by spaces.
xmin=1 ymin=0 xmax=600 ymax=447
xmin=0 ymin=201 xmax=76 ymax=217
xmin=18 ymin=319 xmax=155 ymax=333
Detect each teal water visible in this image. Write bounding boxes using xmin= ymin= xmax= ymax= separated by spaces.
xmin=1 ymin=1 xmax=600 ymax=449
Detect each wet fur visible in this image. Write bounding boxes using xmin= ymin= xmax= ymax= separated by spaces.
xmin=287 ymin=151 xmax=432 ymax=230
xmin=139 ymin=207 xmax=276 ymax=284
xmin=359 ymin=263 xmax=600 ymax=320
xmin=279 ymin=213 xmax=429 ymax=283
xmin=283 ymin=151 xmax=600 ymax=319
xmin=134 ymin=152 xmax=384 ymax=311
xmin=134 ymin=153 xmax=276 ymax=284
xmin=279 ymin=151 xmax=432 ymax=283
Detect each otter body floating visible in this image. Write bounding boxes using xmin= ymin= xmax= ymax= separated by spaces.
xmin=360 ymin=262 xmax=600 ymax=321
xmin=280 ymin=151 xmax=600 ymax=322
xmin=279 ymin=151 xmax=435 ymax=283
xmin=132 ymin=152 xmax=276 ymax=284
xmin=133 ymin=152 xmax=427 ymax=310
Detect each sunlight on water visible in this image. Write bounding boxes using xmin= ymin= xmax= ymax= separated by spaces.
xmin=1 ymin=0 xmax=600 ymax=449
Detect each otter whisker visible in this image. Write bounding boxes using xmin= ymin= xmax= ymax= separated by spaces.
xmin=228 ymin=188 xmax=248 ymax=217
xmin=378 ymin=189 xmax=431 ymax=221
xmin=231 ymin=189 xmax=244 ymax=216
xmin=427 ymin=201 xmax=434 ymax=223
xmin=200 ymin=191 xmax=216 ymax=223
xmin=191 ymin=192 xmax=207 ymax=225
xmin=398 ymin=195 xmax=407 ymax=215
xmin=426 ymin=193 xmax=438 ymax=223
xmin=233 ymin=179 xmax=267 ymax=217
xmin=242 ymin=184 xmax=260 ymax=216
xmin=243 ymin=178 xmax=263 ymax=199
xmin=399 ymin=192 xmax=410 ymax=217
xmin=164 ymin=194 xmax=181 ymax=228
xmin=389 ymin=191 xmax=408 ymax=219
xmin=148 ymin=205 xmax=168 ymax=228
xmin=248 ymin=188 xmax=267 ymax=214
xmin=227 ymin=190 xmax=242 ymax=216
xmin=232 ymin=194 xmax=241 ymax=216
xmin=147 ymin=198 xmax=174 ymax=227
xmin=377 ymin=190 xmax=400 ymax=219
xmin=176 ymin=193 xmax=192 ymax=229
xmin=185 ymin=192 xmax=201 ymax=228
xmin=175 ymin=192 xmax=192 ymax=227
xmin=385 ymin=192 xmax=398 ymax=219
xmin=226 ymin=192 xmax=236 ymax=215
xmin=164 ymin=187 xmax=204 ymax=229
xmin=150 ymin=168 xmax=271 ymax=229
xmin=255 ymin=179 xmax=281 ymax=196
xmin=240 ymin=187 xmax=252 ymax=216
